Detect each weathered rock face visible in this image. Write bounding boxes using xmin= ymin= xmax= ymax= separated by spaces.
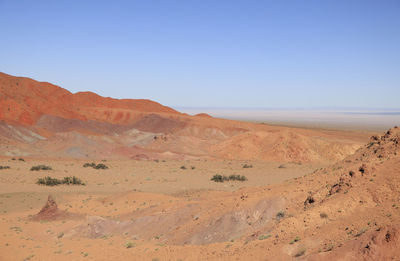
xmin=38 ymin=195 xmax=58 ymax=216
xmin=31 ymin=195 xmax=68 ymax=221
xmin=30 ymin=195 xmax=83 ymax=222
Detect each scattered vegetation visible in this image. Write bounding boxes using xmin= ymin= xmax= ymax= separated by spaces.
xmin=36 ymin=177 xmax=61 ymax=186
xmin=278 ymin=164 xmax=286 ymax=169
xmin=94 ymin=163 xmax=108 ymax=169
xmin=30 ymin=165 xmax=52 ymax=171
xmin=304 ymin=195 xmax=315 ymax=205
xmin=23 ymin=254 xmax=35 ymax=261
xmin=62 ymin=176 xmax=85 ymax=185
xmin=289 ymin=236 xmax=301 ymax=244
xmin=36 ymin=176 xmax=85 ymax=186
xmin=83 ymin=162 xmax=96 ymax=168
xmin=276 ymin=211 xmax=285 ymax=220
xmin=355 ymin=227 xmax=368 ymax=237
xmin=229 ymin=174 xmax=247 ymax=181
xmin=83 ymin=162 xmax=109 ymax=169
xmin=180 ymin=165 xmax=196 ymax=170
xmin=242 ymin=164 xmax=253 ymax=168
xmin=10 ymin=226 xmax=23 ymax=233
xmin=0 ymin=166 xmax=10 ymax=170
xmin=19 ymin=158 xmax=25 ymax=162
xmin=125 ymin=241 xmax=135 ymax=248
xmin=258 ymin=234 xmax=271 ymax=240
xmin=211 ymin=174 xmax=247 ymax=182
xmin=211 ymin=174 xmax=224 ymax=182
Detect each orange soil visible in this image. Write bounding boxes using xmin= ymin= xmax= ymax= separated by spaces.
xmin=0 ymin=72 xmax=179 ymax=126
xmin=1 ymin=72 xmax=398 ymax=260
xmin=0 ymin=127 xmax=399 ymax=260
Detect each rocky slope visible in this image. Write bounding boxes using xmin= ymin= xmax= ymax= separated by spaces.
xmin=20 ymin=127 xmax=399 ymax=260
xmin=0 ymin=72 xmax=370 ymax=163
xmin=0 ymin=72 xmax=179 ymax=126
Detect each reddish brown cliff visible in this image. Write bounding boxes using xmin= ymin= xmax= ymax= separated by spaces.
xmin=0 ymin=72 xmax=179 ymax=125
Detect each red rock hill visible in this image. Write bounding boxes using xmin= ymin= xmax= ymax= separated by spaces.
xmin=0 ymin=72 xmax=179 ymax=125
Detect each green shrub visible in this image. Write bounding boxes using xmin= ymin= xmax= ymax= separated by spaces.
xmin=125 ymin=241 xmax=135 ymax=248
xmin=237 ymin=175 xmax=247 ymax=181
xmin=36 ymin=176 xmax=85 ymax=186
xmin=355 ymin=227 xmax=368 ymax=237
xmin=289 ymin=236 xmax=301 ymax=244
xmin=211 ymin=174 xmax=247 ymax=182
xmin=83 ymin=162 xmax=96 ymax=168
xmin=258 ymin=234 xmax=271 ymax=240
xmin=83 ymin=163 xmax=108 ymax=169
xmin=180 ymin=165 xmax=186 ymax=170
xmin=30 ymin=165 xmax=52 ymax=171
xmin=229 ymin=174 xmax=238 ymax=180
xmin=242 ymin=164 xmax=253 ymax=168
xmin=211 ymin=174 xmax=224 ymax=182
xmin=0 ymin=166 xmax=10 ymax=170
xmin=63 ymin=176 xmax=84 ymax=185
xmin=229 ymin=174 xmax=247 ymax=181
xmin=36 ymin=176 xmax=61 ymax=186
xmin=276 ymin=211 xmax=285 ymax=220
xmin=94 ymin=163 xmax=108 ymax=169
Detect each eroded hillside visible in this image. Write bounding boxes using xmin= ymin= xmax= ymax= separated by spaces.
xmin=0 ymin=72 xmax=370 ymax=164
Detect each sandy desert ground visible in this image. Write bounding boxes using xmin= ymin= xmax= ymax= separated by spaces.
xmin=0 ymin=72 xmax=399 ymax=260
xmin=0 ymin=158 xmax=321 ymax=261
xmin=1 ymin=127 xmax=399 ymax=261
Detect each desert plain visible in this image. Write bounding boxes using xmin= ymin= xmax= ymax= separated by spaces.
xmin=0 ymin=72 xmax=399 ymax=261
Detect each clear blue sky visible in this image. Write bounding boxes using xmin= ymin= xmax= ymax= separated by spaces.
xmin=1 ymin=0 xmax=399 ymax=109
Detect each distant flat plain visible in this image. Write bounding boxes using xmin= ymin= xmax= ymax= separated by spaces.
xmin=178 ymin=108 xmax=400 ymax=132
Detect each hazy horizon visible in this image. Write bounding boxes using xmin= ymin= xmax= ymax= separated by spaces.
xmin=178 ymin=107 xmax=400 ymax=131
xmin=176 ymin=106 xmax=400 ymax=111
